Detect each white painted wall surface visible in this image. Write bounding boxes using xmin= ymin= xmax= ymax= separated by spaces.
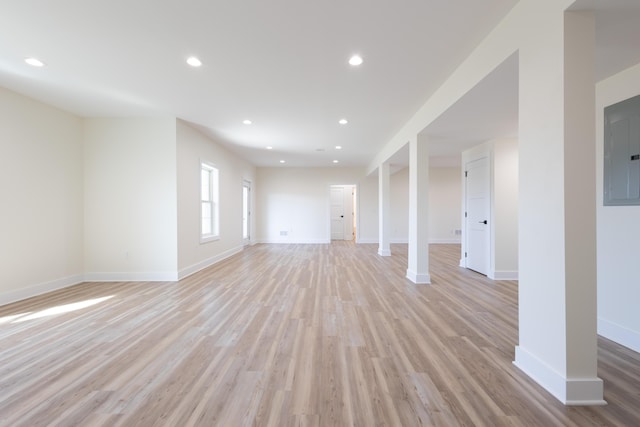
xmin=357 ymin=166 xmax=461 ymax=245
xmin=357 ymin=175 xmax=379 ymax=243
xmin=390 ymin=168 xmax=409 ymax=243
xmin=0 ymin=87 xmax=84 ymax=304
xmin=83 ymin=118 xmax=178 ymax=281
xmin=596 ymin=62 xmax=640 ymax=352
xmin=176 ymin=120 xmax=256 ymax=278
xmin=255 ymin=167 xmax=366 ymax=243
xmin=429 ymin=166 xmax=462 ymax=244
xmin=492 ymin=138 xmax=518 ymax=278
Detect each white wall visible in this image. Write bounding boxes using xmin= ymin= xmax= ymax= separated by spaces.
xmin=429 ymin=166 xmax=462 ymax=244
xmin=255 ymin=167 xmax=367 ymax=243
xmin=492 ymin=138 xmax=518 ymax=278
xmin=176 ymin=120 xmax=256 ymax=278
xmin=357 ymin=175 xmax=379 ymax=243
xmin=390 ymin=168 xmax=409 ymax=243
xmin=83 ymin=118 xmax=178 ymax=281
xmin=356 ymin=166 xmax=461 ymax=245
xmin=0 ymin=87 xmax=84 ymax=305
xmin=596 ymin=62 xmax=640 ymax=352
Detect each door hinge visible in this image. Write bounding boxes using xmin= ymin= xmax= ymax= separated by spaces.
xmin=465 ymin=212 xmax=467 ymax=218
xmin=465 ymin=171 xmax=468 ymax=177
xmin=465 ymin=252 xmax=467 ymax=258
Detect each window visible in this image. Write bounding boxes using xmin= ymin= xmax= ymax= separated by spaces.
xmin=201 ymin=162 xmax=219 ymax=242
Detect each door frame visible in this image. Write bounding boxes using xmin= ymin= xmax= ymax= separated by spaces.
xmin=242 ymin=179 xmax=252 ymax=245
xmin=328 ymin=184 xmax=358 ymax=242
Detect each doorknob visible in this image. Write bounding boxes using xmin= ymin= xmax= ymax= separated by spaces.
xmin=479 ymin=220 xmax=487 ymax=224
xmin=341 ymin=215 xmax=344 ymax=218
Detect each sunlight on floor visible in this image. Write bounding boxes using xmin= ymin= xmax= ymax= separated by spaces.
xmin=1 ymin=296 xmax=115 ymax=324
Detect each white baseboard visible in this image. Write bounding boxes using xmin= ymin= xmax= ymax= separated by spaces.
xmin=178 ymin=245 xmax=243 ymax=280
xmin=356 ymin=239 xmax=462 ymax=245
xmin=390 ymin=238 xmax=408 ymax=244
xmin=356 ymin=238 xmax=378 ymax=244
xmin=489 ymin=270 xmax=519 ymax=280
xmin=0 ymin=274 xmax=84 ymax=306
xmin=378 ymin=248 xmax=391 ymax=256
xmin=255 ymin=239 xmax=331 ymax=244
xmin=598 ymin=317 xmax=640 ymax=353
xmin=84 ymin=271 xmax=179 ymax=282
xmin=514 ymin=346 xmax=605 ymax=405
xmin=406 ymin=269 xmax=431 ymax=284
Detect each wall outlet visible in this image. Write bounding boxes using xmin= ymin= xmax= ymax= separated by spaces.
xmin=280 ymin=230 xmax=288 ymax=236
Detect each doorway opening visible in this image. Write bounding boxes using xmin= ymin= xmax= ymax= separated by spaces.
xmin=242 ymin=180 xmax=251 ymax=245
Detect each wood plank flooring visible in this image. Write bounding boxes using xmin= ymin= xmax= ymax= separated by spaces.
xmin=0 ymin=243 xmax=639 ymax=426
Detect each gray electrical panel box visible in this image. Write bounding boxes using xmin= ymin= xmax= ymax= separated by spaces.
xmin=604 ymin=94 xmax=640 ymax=206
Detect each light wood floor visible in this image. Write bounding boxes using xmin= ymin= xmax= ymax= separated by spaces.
xmin=0 ymin=243 xmax=639 ymax=426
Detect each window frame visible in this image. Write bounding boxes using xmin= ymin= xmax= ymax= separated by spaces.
xmin=200 ymin=161 xmax=220 ymax=243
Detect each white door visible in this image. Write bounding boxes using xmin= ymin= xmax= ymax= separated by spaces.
xmin=242 ymin=181 xmax=251 ymax=244
xmin=465 ymin=157 xmax=490 ymax=275
xmin=330 ymin=186 xmax=345 ymax=240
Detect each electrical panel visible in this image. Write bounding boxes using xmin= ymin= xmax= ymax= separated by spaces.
xmin=604 ymin=94 xmax=640 ymax=206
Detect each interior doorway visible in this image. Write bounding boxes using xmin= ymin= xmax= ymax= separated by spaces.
xmin=242 ymin=180 xmax=251 ymax=245
xmin=330 ymin=185 xmax=356 ymax=241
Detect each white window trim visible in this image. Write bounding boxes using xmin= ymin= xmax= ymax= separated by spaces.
xmin=200 ymin=160 xmax=220 ymax=243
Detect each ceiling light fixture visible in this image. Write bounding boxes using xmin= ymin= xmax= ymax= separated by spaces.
xmin=266 ymin=146 xmax=273 ymax=150
xmin=338 ymin=119 xmax=348 ymax=125
xmin=243 ymin=119 xmax=252 ymax=125
xmin=279 ymin=160 xmax=286 ymax=164
xmin=186 ymin=56 xmax=202 ymax=67
xmin=333 ymin=160 xmax=339 ymax=164
xmin=335 ymin=146 xmax=342 ymax=150
xmin=348 ymin=55 xmax=363 ymax=66
xmin=25 ymin=57 xmax=45 ymax=67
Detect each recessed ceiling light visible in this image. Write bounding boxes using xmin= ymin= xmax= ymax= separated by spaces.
xmin=315 ymin=148 xmax=325 ymax=152
xmin=279 ymin=160 xmax=286 ymax=164
xmin=186 ymin=56 xmax=202 ymax=67
xmin=333 ymin=160 xmax=339 ymax=164
xmin=348 ymin=55 xmax=363 ymax=66
xmin=243 ymin=119 xmax=252 ymax=125
xmin=335 ymin=146 xmax=342 ymax=150
xmin=25 ymin=57 xmax=44 ymax=67
xmin=266 ymin=146 xmax=273 ymax=150
xmin=338 ymin=119 xmax=348 ymax=125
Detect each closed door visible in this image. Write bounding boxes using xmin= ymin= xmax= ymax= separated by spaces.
xmin=330 ymin=187 xmax=345 ymax=240
xmin=465 ymin=157 xmax=490 ymax=275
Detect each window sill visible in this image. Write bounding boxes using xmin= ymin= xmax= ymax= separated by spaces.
xmin=200 ymin=235 xmax=220 ymax=244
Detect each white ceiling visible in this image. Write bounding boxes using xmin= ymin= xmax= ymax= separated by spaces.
xmin=1 ymin=1 xmax=640 ymax=169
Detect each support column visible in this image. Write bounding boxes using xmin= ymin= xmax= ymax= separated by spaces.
xmin=378 ymin=162 xmax=391 ymax=256
xmin=514 ymin=6 xmax=603 ymax=405
xmin=406 ymin=135 xmax=431 ymax=284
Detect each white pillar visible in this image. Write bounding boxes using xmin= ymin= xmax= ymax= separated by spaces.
xmin=514 ymin=7 xmax=603 ymax=405
xmin=406 ymin=135 xmax=431 ymax=284
xmin=378 ymin=162 xmax=391 ymax=256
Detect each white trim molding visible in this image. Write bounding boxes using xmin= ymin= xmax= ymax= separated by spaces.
xmin=489 ymin=270 xmax=519 ymax=280
xmin=406 ymin=269 xmax=431 ymax=284
xmin=84 ymin=271 xmax=179 ymax=282
xmin=0 ymin=274 xmax=84 ymax=306
xmin=598 ymin=317 xmax=640 ymax=353
xmin=429 ymin=239 xmax=462 ymax=244
xmin=178 ymin=245 xmax=243 ymax=280
xmin=256 ymin=239 xmax=331 ymax=244
xmin=514 ymin=346 xmax=606 ymax=406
